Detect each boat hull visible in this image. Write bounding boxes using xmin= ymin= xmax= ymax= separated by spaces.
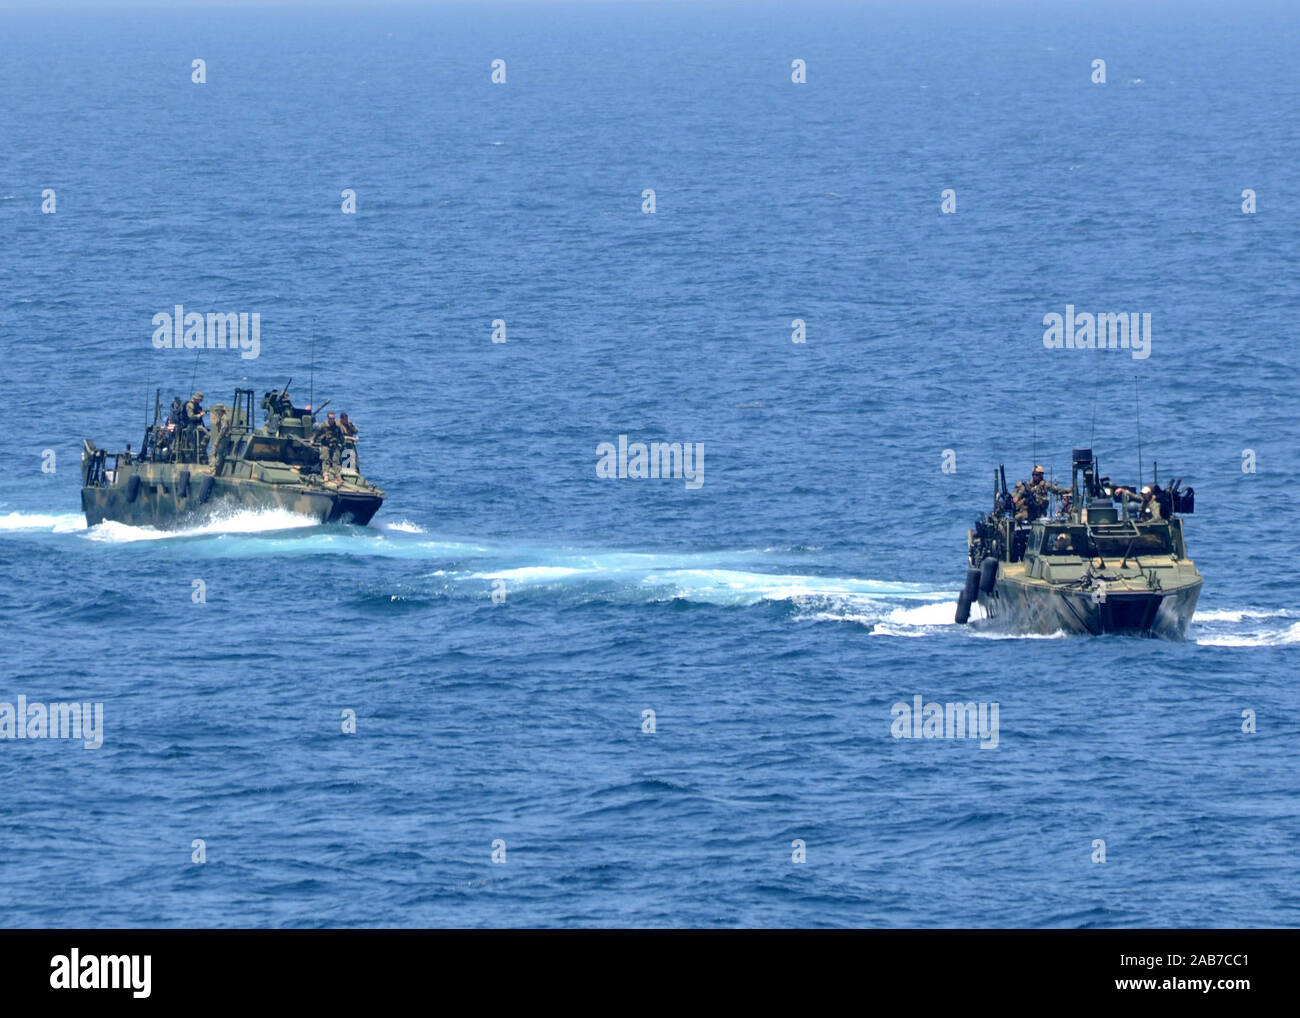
xmin=81 ymin=470 xmax=382 ymax=529
xmin=977 ymin=575 xmax=1202 ymax=639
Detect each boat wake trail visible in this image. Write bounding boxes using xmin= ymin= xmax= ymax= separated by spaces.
xmin=82 ymin=508 xmax=323 ymax=543
xmin=468 ymin=554 xmax=952 ymax=620
xmin=3 ymin=508 xmax=1294 ymax=643
xmin=0 ymin=507 xmax=325 ymax=540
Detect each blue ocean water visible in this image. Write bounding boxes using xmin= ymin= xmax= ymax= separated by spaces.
xmin=1 ymin=0 xmax=1298 ymax=927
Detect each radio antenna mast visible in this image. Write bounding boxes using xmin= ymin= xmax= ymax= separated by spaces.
xmin=1135 ymin=373 xmax=1144 ymax=485
xmin=309 ymin=316 xmax=317 ymax=413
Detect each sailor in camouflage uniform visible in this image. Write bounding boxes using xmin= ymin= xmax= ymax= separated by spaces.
xmin=183 ymin=391 xmax=209 ymax=461
xmin=338 ymin=413 xmax=358 ymax=472
xmin=314 ymin=411 xmax=345 ymax=481
xmin=1013 ymin=465 xmax=1068 ymax=521
xmin=209 ymin=405 xmax=231 ymax=473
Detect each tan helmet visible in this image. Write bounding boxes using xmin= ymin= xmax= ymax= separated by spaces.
xmin=192 ymin=391 xmax=204 ymax=401
xmin=1032 ymin=464 xmax=1045 ymax=476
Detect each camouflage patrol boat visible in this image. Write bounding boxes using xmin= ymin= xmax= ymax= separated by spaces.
xmin=955 ymin=448 xmax=1201 ymax=639
xmin=80 ymin=386 xmax=384 ymax=528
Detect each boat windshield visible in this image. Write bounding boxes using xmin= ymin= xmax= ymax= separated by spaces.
xmin=1091 ymin=529 xmax=1174 ymax=557
xmin=1042 ymin=526 xmax=1173 ymax=557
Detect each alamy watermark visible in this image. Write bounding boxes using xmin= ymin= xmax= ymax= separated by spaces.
xmin=151 ymin=305 xmax=260 ymax=359
xmin=1042 ymin=305 xmax=1151 ymax=360
xmin=1 ymin=696 xmax=103 ymax=749
xmin=50 ymin=950 xmax=150 ymax=998
xmin=890 ymin=695 xmax=999 ymax=749
xmin=596 ymin=435 xmax=704 ymax=489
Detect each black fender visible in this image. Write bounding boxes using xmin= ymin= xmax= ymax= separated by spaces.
xmin=177 ymin=469 xmax=190 ymax=498
xmin=956 ymin=567 xmax=980 ymax=624
xmin=125 ymin=474 xmax=141 ymax=503
xmin=979 ymin=557 xmax=999 ymax=594
xmin=197 ymin=475 xmax=215 ymax=504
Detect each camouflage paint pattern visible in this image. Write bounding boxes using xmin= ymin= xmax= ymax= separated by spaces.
xmin=81 ymin=390 xmax=385 ymax=528
xmin=81 ymin=462 xmax=383 ymax=527
xmin=976 ymin=559 xmax=1202 ymax=639
xmin=966 ymin=515 xmax=1202 ymax=639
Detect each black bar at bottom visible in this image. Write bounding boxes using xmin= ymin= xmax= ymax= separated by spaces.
xmin=0 ymin=928 xmax=1288 ymax=1005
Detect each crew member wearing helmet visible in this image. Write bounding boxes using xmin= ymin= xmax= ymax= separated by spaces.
xmin=338 ymin=413 xmax=359 ymax=472
xmin=183 ymin=391 xmax=209 ymax=462
xmin=313 ymin=411 xmax=345 ymax=482
xmin=1013 ymin=465 xmax=1069 ymax=522
xmin=1055 ymin=490 xmax=1073 ymax=520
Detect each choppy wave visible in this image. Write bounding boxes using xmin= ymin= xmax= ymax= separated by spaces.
xmin=1194 ymin=608 xmax=1300 ymax=647
xmin=1193 ymin=608 xmax=1289 ymax=624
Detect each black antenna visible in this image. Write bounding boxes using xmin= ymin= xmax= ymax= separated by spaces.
xmin=1032 ymin=417 xmax=1037 ymax=468
xmin=1135 ymin=373 xmax=1143 ymax=486
xmin=309 ymin=316 xmax=317 ymax=412
xmin=189 ymin=342 xmax=201 ymax=395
